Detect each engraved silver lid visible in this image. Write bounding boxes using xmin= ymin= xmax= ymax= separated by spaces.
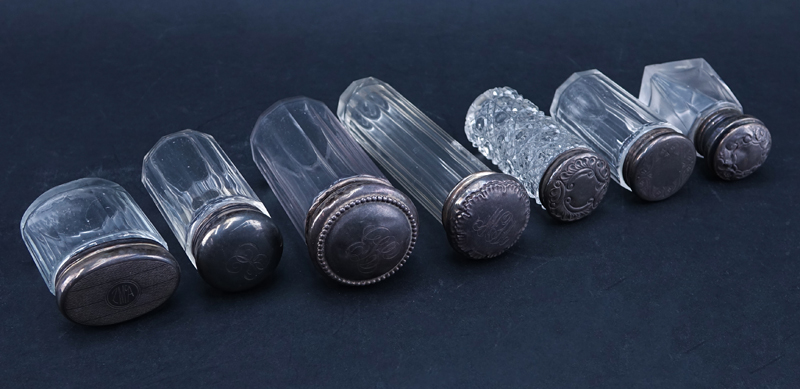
xmin=54 ymin=239 xmax=180 ymax=326
xmin=539 ymin=148 xmax=610 ymax=221
xmin=622 ymin=128 xmax=696 ymax=201
xmin=191 ymin=205 xmax=283 ymax=292
xmin=305 ymin=175 xmax=418 ymax=286
xmin=694 ymin=108 xmax=772 ymax=181
xmin=442 ymin=172 xmax=530 ymax=259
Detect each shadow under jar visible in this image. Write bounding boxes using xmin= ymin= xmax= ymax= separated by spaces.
xmin=142 ymin=130 xmax=283 ymax=292
xmin=251 ymin=97 xmax=418 ymax=286
xmin=551 ymin=70 xmax=696 ymax=202
xmin=20 ymin=178 xmax=180 ymax=326
xmin=338 ymin=77 xmax=530 ymax=260
xmin=466 ymin=87 xmax=610 ymax=222
xmin=639 ymin=58 xmax=771 ymax=180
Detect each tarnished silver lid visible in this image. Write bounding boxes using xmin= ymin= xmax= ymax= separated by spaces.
xmin=539 ymin=148 xmax=610 ymax=221
xmin=55 ymin=239 xmax=180 ymax=326
xmin=694 ymin=108 xmax=772 ymax=181
xmin=442 ymin=172 xmax=530 ymax=260
xmin=623 ymin=128 xmax=696 ymax=201
xmin=191 ymin=204 xmax=283 ymax=292
xmin=305 ymin=175 xmax=418 ymax=286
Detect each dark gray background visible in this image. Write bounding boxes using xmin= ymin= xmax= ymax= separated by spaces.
xmin=1 ymin=0 xmax=798 ymax=387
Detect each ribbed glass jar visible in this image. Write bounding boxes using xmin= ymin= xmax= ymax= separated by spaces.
xmin=337 ymin=77 xmax=488 ymax=222
xmin=21 ymin=178 xmax=168 ymax=294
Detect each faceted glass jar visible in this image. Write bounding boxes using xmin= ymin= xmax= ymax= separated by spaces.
xmin=551 ymin=70 xmax=696 ymax=201
xmin=142 ymin=130 xmax=282 ymax=292
xmin=639 ymin=58 xmax=771 ymax=180
xmin=466 ymin=87 xmax=610 ymax=221
xmin=338 ymin=77 xmax=530 ymax=259
xmin=20 ymin=178 xmax=180 ymax=325
xmin=251 ymin=97 xmax=418 ymax=286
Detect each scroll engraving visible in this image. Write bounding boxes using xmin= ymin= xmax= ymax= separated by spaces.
xmin=345 ymin=226 xmax=402 ymax=275
xmin=226 ymin=243 xmax=267 ymax=281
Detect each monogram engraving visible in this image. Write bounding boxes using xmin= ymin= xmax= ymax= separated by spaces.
xmin=345 ymin=226 xmax=402 ymax=275
xmin=447 ymin=177 xmax=530 ymax=259
xmin=107 ymin=282 xmax=139 ymax=307
xmin=226 ymin=243 xmax=267 ymax=281
xmin=472 ymin=209 xmax=514 ymax=246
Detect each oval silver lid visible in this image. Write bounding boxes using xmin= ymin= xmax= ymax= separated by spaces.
xmin=55 ymin=239 xmax=180 ymax=326
xmin=442 ymin=172 xmax=530 ymax=260
xmin=305 ymin=175 xmax=418 ymax=286
xmin=539 ymin=147 xmax=610 ymax=222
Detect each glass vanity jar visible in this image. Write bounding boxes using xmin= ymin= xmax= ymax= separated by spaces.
xmin=466 ymin=87 xmax=610 ymax=221
xmin=251 ymin=97 xmax=418 ymax=286
xmin=551 ymin=70 xmax=696 ymax=201
xmin=142 ymin=130 xmax=283 ymax=292
xmin=20 ymin=178 xmax=180 ymax=326
xmin=639 ymin=58 xmax=771 ymax=180
xmin=338 ymin=77 xmax=530 ymax=260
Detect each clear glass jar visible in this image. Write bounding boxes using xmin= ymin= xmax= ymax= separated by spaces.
xmin=551 ymin=70 xmax=696 ymax=201
xmin=639 ymin=58 xmax=771 ymax=180
xmin=142 ymin=130 xmax=282 ymax=292
xmin=20 ymin=178 xmax=180 ymax=326
xmin=251 ymin=96 xmax=418 ymax=286
xmin=466 ymin=87 xmax=610 ymax=221
xmin=338 ymin=77 xmax=530 ymax=260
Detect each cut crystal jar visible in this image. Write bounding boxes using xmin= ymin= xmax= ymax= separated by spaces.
xmin=20 ymin=178 xmax=180 ymax=326
xmin=466 ymin=87 xmax=610 ymax=221
xmin=338 ymin=77 xmax=530 ymax=260
xmin=142 ymin=130 xmax=283 ymax=292
xmin=551 ymin=70 xmax=696 ymax=201
xmin=639 ymin=58 xmax=771 ymax=180
xmin=251 ymin=97 xmax=418 ymax=286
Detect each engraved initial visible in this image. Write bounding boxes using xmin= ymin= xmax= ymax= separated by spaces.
xmin=345 ymin=226 xmax=403 ymax=275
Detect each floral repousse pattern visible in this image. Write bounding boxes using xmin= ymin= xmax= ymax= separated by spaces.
xmin=545 ymin=155 xmax=610 ymax=221
xmin=465 ymin=87 xmax=591 ymax=206
xmin=715 ymin=124 xmax=772 ymax=180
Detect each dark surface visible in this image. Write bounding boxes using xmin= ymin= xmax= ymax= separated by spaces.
xmin=0 ymin=0 xmax=798 ymax=387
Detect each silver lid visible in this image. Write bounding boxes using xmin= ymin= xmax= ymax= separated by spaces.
xmin=305 ymin=175 xmax=418 ymax=286
xmin=191 ymin=204 xmax=283 ymax=292
xmin=623 ymin=128 xmax=696 ymax=201
xmin=55 ymin=239 xmax=180 ymax=326
xmin=442 ymin=172 xmax=530 ymax=259
xmin=539 ymin=148 xmax=610 ymax=221
xmin=695 ymin=108 xmax=772 ymax=181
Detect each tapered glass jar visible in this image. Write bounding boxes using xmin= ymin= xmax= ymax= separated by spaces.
xmin=142 ymin=130 xmax=283 ymax=292
xmin=466 ymin=87 xmax=610 ymax=221
xmin=639 ymin=58 xmax=771 ymax=180
xmin=251 ymin=96 xmax=418 ymax=286
xmin=20 ymin=178 xmax=180 ymax=326
xmin=551 ymin=70 xmax=696 ymax=201
xmin=338 ymin=77 xmax=530 ymax=260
